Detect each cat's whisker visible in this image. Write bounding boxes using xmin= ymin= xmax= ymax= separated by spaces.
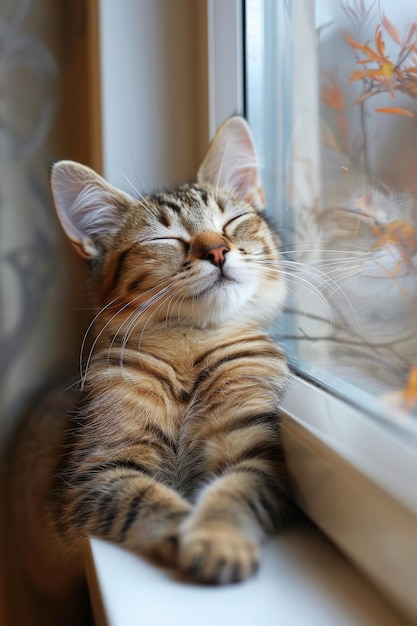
xmin=310 ymin=262 xmax=372 ymax=280
xmin=306 ymin=252 xmax=374 ymax=264
xmin=278 ymin=243 xmax=366 ymax=254
xmin=119 ymin=168 xmax=145 ymax=203
xmin=171 ymin=285 xmax=193 ymax=328
xmin=278 ymin=280 xmax=310 ymax=319
xmin=314 ymin=259 xmax=405 ymax=328
xmin=251 ymin=257 xmax=359 ymax=323
xmin=130 ymin=151 xmax=148 ymax=200
xmin=276 ymin=259 xmax=348 ymax=290
xmin=117 ymin=281 xmax=181 ymax=360
xmin=114 ymin=282 xmax=178 ymax=378
xmin=275 ymin=246 xmax=330 ymax=253
xmin=167 ymin=287 xmax=190 ymax=329
xmin=274 ymin=252 xmax=379 ymax=283
xmin=85 ymin=282 xmax=172 ymax=386
xmin=278 ymin=254 xmax=375 ymax=271
xmin=135 ymin=286 xmax=182 ymax=355
xmin=164 ymin=279 xmax=191 ymax=330
xmin=113 ymin=281 xmax=174 ymax=350
xmin=272 ymin=269 xmax=336 ymax=324
xmin=249 ymin=260 xmax=338 ymax=323
xmin=78 ymin=296 xmax=121 ymax=385
xmin=112 ymin=154 xmax=149 ymax=209
xmin=280 ymin=270 xmax=337 ymax=326
xmin=274 ymin=260 xmax=368 ymax=289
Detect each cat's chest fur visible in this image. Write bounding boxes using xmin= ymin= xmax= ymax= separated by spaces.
xmin=87 ymin=325 xmax=280 ymax=431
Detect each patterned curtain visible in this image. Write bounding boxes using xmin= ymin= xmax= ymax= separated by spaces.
xmin=0 ymin=0 xmax=88 ymax=446
xmin=0 ymin=1 xmax=92 ymax=623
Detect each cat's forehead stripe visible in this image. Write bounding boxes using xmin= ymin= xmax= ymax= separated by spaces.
xmin=194 ymin=186 xmax=209 ymax=204
xmin=153 ymin=195 xmax=182 ymax=213
xmin=151 ymin=186 xmax=235 ymax=224
xmin=152 ymin=185 xmax=211 ymax=212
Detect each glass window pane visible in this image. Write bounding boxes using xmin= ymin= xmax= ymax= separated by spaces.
xmin=246 ymin=0 xmax=417 ymax=433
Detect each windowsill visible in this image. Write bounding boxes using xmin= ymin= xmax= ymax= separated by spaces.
xmin=85 ymin=516 xmax=408 ymax=626
xmin=280 ymin=371 xmax=417 ymax=622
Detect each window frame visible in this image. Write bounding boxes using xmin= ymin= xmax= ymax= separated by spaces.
xmin=207 ymin=0 xmax=245 ymax=137
xmin=208 ymin=0 xmax=417 ymax=621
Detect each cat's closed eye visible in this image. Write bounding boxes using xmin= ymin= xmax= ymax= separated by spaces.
xmin=223 ymin=212 xmax=252 ymax=236
xmin=143 ymin=237 xmax=190 ymax=248
xmin=138 ymin=236 xmax=191 ymax=261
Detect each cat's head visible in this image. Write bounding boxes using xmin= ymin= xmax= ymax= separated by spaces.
xmin=51 ymin=117 xmax=286 ymax=330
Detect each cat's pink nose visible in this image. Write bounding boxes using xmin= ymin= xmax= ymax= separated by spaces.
xmin=204 ymin=245 xmax=229 ymax=268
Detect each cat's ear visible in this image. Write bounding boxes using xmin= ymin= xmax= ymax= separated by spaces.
xmin=51 ymin=161 xmax=132 ymax=259
xmin=197 ymin=116 xmax=266 ymax=210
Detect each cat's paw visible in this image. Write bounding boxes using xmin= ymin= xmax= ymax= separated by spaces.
xmin=177 ymin=523 xmax=260 ymax=584
xmin=149 ymin=533 xmax=179 ymax=565
xmin=147 ymin=510 xmax=192 ymax=566
xmin=140 ymin=503 xmax=193 ymax=566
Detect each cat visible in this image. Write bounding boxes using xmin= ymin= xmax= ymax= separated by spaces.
xmin=11 ymin=116 xmax=290 ymax=601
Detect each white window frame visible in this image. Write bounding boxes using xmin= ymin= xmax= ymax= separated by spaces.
xmin=209 ymin=0 xmax=417 ymax=621
xmin=207 ymin=0 xmax=245 ymax=137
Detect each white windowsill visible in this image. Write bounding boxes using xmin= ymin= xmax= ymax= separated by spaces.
xmin=85 ymin=516 xmax=408 ymax=626
xmin=280 ymin=372 xmax=417 ymax=622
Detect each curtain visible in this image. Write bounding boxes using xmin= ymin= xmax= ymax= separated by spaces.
xmin=0 ymin=1 xmax=97 ymax=623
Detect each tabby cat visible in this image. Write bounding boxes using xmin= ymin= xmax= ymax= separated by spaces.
xmin=11 ymin=116 xmax=289 ymax=597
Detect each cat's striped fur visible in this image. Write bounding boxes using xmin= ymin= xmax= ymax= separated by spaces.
xmin=12 ymin=117 xmax=289 ymax=594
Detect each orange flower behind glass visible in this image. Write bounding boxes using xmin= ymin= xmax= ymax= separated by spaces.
xmin=345 ymin=27 xmax=399 ymax=97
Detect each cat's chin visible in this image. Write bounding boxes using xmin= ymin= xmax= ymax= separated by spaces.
xmin=174 ymin=279 xmax=286 ymax=329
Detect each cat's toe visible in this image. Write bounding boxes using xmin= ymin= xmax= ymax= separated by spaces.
xmin=143 ymin=504 xmax=192 ymax=566
xmin=149 ymin=534 xmax=179 ymax=565
xmin=178 ymin=525 xmax=259 ymax=584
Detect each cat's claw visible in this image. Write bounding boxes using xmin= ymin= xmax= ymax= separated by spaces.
xmin=178 ymin=524 xmax=260 ymax=584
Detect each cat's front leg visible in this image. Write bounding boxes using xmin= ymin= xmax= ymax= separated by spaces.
xmin=57 ymin=453 xmax=192 ymax=566
xmin=177 ymin=346 xmax=289 ymax=583
xmin=177 ymin=455 xmax=288 ymax=583
xmin=176 ymin=417 xmax=289 ymax=583
xmin=178 ymin=475 xmax=263 ymax=584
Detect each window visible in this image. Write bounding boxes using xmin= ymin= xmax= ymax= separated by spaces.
xmin=247 ymin=0 xmax=417 ymax=422
xmin=242 ymin=0 xmax=417 ymax=620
